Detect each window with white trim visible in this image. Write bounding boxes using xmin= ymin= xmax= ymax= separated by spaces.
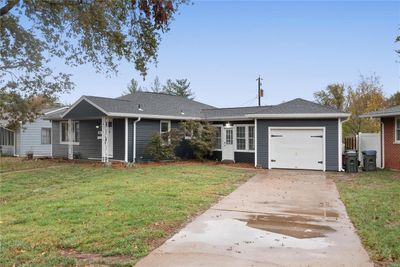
xmin=60 ymin=121 xmax=80 ymax=144
xmin=248 ymin=126 xmax=255 ymax=150
xmin=41 ymin=128 xmax=51 ymax=144
xmin=160 ymin=120 xmax=171 ymax=145
xmin=396 ymin=118 xmax=400 ymax=143
xmin=215 ymin=126 xmax=222 ymax=149
xmin=236 ymin=126 xmax=246 ymax=150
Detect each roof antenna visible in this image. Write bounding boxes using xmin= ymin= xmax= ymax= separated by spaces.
xmin=257 ymin=76 xmax=264 ymax=106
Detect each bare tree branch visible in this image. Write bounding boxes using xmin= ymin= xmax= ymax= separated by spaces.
xmin=0 ymin=0 xmax=19 ymax=16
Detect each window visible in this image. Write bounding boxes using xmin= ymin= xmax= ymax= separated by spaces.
xmin=60 ymin=121 xmax=79 ymax=144
xmin=0 ymin=128 xmax=14 ymax=146
xmin=215 ymin=127 xmax=222 ymax=149
xmin=160 ymin=120 xmax=171 ymax=145
xmin=396 ymin=118 xmax=400 ymax=143
xmin=248 ymin=126 xmax=255 ymax=150
xmin=41 ymin=128 xmax=51 ymax=144
xmin=236 ymin=126 xmax=246 ymax=150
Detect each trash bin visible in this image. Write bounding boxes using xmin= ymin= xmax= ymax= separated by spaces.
xmin=362 ymin=150 xmax=376 ymax=171
xmin=345 ymin=150 xmax=358 ymax=173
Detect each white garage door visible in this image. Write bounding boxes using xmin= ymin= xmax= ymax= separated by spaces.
xmin=269 ymin=128 xmax=325 ymax=171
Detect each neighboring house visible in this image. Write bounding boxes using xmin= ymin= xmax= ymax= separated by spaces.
xmin=45 ymin=92 xmax=349 ymax=171
xmin=0 ymin=124 xmax=15 ymax=156
xmin=361 ymin=105 xmax=400 ymax=170
xmin=14 ymin=107 xmax=69 ymax=157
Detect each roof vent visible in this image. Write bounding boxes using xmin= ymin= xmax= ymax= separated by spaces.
xmin=138 ymin=104 xmax=143 ymax=112
xmin=180 ymin=110 xmax=185 ymax=115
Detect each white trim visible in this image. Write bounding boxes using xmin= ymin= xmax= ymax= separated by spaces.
xmin=160 ymin=120 xmax=171 ymax=133
xmin=233 ymin=124 xmax=255 ymax=152
xmin=394 ymin=117 xmax=400 ymax=144
xmin=361 ymin=112 xmax=400 ymax=118
xmin=50 ymin=121 xmax=53 ymax=157
xmin=267 ymin=126 xmax=326 ymax=171
xmin=338 ymin=118 xmax=342 ymax=171
xmin=381 ymin=122 xmax=385 ymax=169
xmin=247 ymin=113 xmax=350 ymax=119
xmin=255 ymin=119 xmax=258 ymax=167
xmin=44 ymin=106 xmax=69 ymax=115
xmin=109 ymin=112 xmax=200 ymax=120
xmin=124 ymin=118 xmax=128 ymax=162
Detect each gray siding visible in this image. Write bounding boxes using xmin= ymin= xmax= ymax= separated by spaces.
xmin=64 ymin=100 xmax=106 ymax=119
xmin=112 ymin=119 xmax=125 ymax=160
xmin=256 ymin=119 xmax=339 ymax=171
xmin=52 ymin=120 xmax=102 ymax=159
xmin=235 ymin=152 xmax=255 ymax=164
xmin=136 ymin=119 xmax=160 ymax=161
xmin=15 ymin=118 xmax=52 ymax=157
xmin=128 ymin=119 xmax=134 ymax=162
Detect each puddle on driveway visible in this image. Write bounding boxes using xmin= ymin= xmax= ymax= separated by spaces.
xmin=240 ymin=214 xmax=336 ymax=239
xmin=171 ymin=217 xmax=333 ymax=250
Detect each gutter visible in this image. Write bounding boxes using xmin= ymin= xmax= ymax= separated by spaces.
xmin=133 ymin=117 xmax=141 ymax=163
xmin=246 ymin=113 xmax=351 ymax=119
xmin=360 ymin=112 xmax=400 ymax=118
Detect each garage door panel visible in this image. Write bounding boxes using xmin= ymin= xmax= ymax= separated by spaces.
xmin=270 ymin=128 xmax=324 ymax=170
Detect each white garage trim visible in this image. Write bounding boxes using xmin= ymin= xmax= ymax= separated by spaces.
xmin=268 ymin=127 xmax=326 ymax=171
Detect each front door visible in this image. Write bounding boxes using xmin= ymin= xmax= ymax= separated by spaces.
xmin=222 ymin=128 xmax=234 ymax=161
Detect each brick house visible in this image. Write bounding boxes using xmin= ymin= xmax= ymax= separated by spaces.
xmin=362 ymin=105 xmax=400 ymax=170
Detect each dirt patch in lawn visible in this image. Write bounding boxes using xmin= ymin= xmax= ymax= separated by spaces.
xmin=60 ymin=249 xmax=132 ymax=266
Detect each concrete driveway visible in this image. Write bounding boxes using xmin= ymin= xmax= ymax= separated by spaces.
xmin=135 ymin=170 xmax=373 ymax=267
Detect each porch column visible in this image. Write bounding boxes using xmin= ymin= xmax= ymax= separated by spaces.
xmin=124 ymin=118 xmax=128 ymax=162
xmin=101 ymin=117 xmax=109 ymax=163
xmin=68 ymin=119 xmax=73 ymax=160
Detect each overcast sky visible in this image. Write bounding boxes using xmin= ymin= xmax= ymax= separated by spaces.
xmin=57 ymin=1 xmax=400 ymax=107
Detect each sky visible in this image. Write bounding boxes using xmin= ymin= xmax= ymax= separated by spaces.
xmin=57 ymin=0 xmax=400 ymax=108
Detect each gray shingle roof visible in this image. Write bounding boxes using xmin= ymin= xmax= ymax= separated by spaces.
xmin=202 ymin=98 xmax=347 ymax=119
xmin=83 ymin=92 xmax=215 ymax=118
xmin=58 ymin=94 xmax=349 ymax=120
xmin=361 ymin=105 xmax=400 ymax=118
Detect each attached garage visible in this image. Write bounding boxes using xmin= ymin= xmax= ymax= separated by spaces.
xmin=269 ymin=127 xmax=325 ymax=171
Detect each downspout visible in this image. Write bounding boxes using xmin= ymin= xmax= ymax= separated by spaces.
xmin=254 ymin=118 xmax=257 ymax=168
xmin=133 ymin=117 xmax=141 ymax=163
xmin=381 ymin=121 xmax=385 ymax=169
xmin=339 ymin=117 xmax=350 ymax=171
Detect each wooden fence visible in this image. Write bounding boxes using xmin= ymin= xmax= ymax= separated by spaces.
xmin=344 ymin=136 xmax=357 ymax=150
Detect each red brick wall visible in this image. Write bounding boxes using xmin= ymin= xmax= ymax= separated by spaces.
xmin=382 ymin=117 xmax=400 ymax=170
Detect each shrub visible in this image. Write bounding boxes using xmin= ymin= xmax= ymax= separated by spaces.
xmin=180 ymin=121 xmax=217 ymax=160
xmin=145 ymin=131 xmax=181 ymax=161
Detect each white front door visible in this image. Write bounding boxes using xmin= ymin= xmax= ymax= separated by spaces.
xmin=107 ymin=120 xmax=113 ymax=158
xmin=222 ymin=128 xmax=235 ymax=161
xmin=269 ymin=128 xmax=325 ymax=170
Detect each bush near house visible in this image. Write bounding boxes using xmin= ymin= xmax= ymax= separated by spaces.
xmin=336 ymin=170 xmax=400 ymax=266
xmin=145 ymin=120 xmax=217 ymax=161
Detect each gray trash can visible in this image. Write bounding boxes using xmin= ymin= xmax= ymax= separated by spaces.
xmin=345 ymin=150 xmax=358 ymax=173
xmin=362 ymin=150 xmax=376 ymax=171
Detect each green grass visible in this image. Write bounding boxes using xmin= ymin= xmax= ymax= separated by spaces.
xmin=0 ymin=157 xmax=66 ymax=173
xmin=0 ymin=162 xmax=253 ymax=266
xmin=336 ymin=170 xmax=400 ymax=266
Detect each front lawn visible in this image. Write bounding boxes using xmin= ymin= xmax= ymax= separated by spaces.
xmin=0 ymin=162 xmax=253 ymax=266
xmin=0 ymin=156 xmax=67 ymax=173
xmin=336 ymin=170 xmax=400 ymax=266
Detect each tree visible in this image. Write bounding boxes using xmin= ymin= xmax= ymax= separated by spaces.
xmin=1 ymin=0 xmax=186 ymax=128
xmin=387 ymin=91 xmax=400 ymax=106
xmin=313 ymin=84 xmax=346 ymax=111
xmin=180 ymin=120 xmax=216 ymax=160
xmin=344 ymin=75 xmax=387 ymax=136
xmin=150 ymin=76 xmax=162 ymax=92
xmin=123 ymin=78 xmax=144 ymax=95
xmin=163 ymin=78 xmax=194 ymax=98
